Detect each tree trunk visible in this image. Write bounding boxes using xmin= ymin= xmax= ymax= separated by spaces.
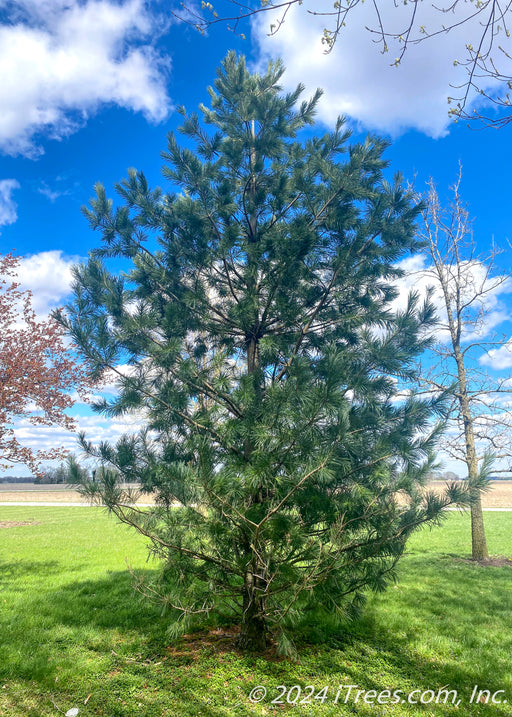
xmin=453 ymin=352 xmax=489 ymax=561
xmin=237 ymin=571 xmax=267 ymax=651
xmin=470 ymin=493 xmax=489 ymax=561
xmin=237 ymin=120 xmax=268 ymax=651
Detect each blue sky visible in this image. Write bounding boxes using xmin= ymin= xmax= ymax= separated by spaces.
xmin=2 ymin=0 xmax=512 ymax=476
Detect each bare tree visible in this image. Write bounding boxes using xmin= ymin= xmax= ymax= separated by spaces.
xmin=413 ymin=170 xmax=512 ymax=560
xmin=173 ymin=0 xmax=512 ymax=126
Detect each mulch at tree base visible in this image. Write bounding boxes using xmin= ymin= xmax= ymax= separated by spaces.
xmin=165 ymin=625 xmax=286 ymax=661
xmin=459 ymin=556 xmax=512 ymax=568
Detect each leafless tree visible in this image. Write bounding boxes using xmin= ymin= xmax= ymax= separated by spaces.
xmin=413 ymin=169 xmax=512 ymax=559
xmin=172 ymin=0 xmax=512 ymax=126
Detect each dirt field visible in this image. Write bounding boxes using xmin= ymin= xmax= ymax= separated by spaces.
xmin=0 ymin=489 xmax=89 ymax=504
xmin=1 ymin=481 xmax=512 ymax=507
xmin=0 ymin=485 xmax=154 ymax=505
xmin=428 ymin=480 xmax=512 ymax=508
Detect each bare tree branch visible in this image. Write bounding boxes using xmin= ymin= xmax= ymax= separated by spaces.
xmin=414 ymin=167 xmax=512 ymax=558
xmin=171 ymin=1 xmax=512 ymax=125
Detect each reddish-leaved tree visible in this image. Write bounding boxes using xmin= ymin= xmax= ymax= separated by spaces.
xmin=0 ymin=252 xmax=89 ymax=474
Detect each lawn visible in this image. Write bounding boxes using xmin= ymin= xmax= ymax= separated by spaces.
xmin=0 ymin=507 xmax=511 ymax=716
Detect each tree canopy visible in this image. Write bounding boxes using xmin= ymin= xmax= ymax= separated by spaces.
xmin=63 ymin=52 xmax=478 ymax=652
xmin=0 ymin=253 xmax=89 ymax=474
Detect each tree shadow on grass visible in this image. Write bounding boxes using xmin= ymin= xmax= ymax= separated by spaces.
xmin=2 ymin=554 xmax=512 ymax=715
xmin=280 ymin=553 xmax=512 ymax=715
xmin=1 ymin=568 xmax=266 ymax=716
xmin=0 ymin=560 xmax=62 ymax=582
xmin=0 ymin=567 xmax=164 ymax=682
xmin=47 ymin=568 xmax=166 ymax=632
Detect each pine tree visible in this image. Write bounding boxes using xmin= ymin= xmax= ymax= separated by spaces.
xmin=62 ymin=53 xmax=476 ymax=652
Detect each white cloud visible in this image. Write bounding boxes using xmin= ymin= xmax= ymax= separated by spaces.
xmin=480 ymin=341 xmax=512 ymax=370
xmin=7 ymin=411 xmax=145 ymax=472
xmin=0 ymin=0 xmax=171 ymax=156
xmin=252 ymin=1 xmax=511 ymax=137
xmin=97 ymin=364 xmax=139 ymax=394
xmin=393 ymin=254 xmax=512 ymax=343
xmin=37 ymin=182 xmax=69 ymax=202
xmin=15 ymin=250 xmax=81 ymax=315
xmin=0 ymin=179 xmax=20 ymax=226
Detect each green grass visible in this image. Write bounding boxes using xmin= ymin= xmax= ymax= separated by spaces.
xmin=0 ymin=507 xmax=511 ymax=716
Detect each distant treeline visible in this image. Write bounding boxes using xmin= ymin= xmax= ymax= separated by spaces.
xmin=0 ymin=477 xmax=36 ymax=483
xmin=0 ymin=460 xmax=91 ymax=485
xmin=2 ymin=472 xmax=511 ymax=484
xmin=431 ymin=473 xmax=511 ymax=482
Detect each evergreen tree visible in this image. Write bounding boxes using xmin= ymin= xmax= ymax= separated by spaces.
xmin=62 ymin=53 xmax=476 ymax=652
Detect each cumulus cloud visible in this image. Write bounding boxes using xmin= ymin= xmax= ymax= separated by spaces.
xmin=480 ymin=341 xmax=512 ymax=370
xmin=252 ymin=1 xmax=511 ymax=136
xmin=10 ymin=411 xmax=145 ymax=471
xmin=0 ymin=179 xmax=20 ymax=227
xmin=14 ymin=250 xmax=81 ymax=315
xmin=0 ymin=0 xmax=171 ymax=156
xmin=392 ymin=254 xmax=511 ymax=343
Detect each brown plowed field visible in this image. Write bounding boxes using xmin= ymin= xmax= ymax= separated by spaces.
xmin=427 ymin=480 xmax=512 ymax=508
xmin=0 ymin=485 xmax=155 ymax=505
xmin=1 ymin=481 xmax=512 ymax=507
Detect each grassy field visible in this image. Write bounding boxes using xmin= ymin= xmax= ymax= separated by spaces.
xmin=0 ymin=507 xmax=511 ymax=716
